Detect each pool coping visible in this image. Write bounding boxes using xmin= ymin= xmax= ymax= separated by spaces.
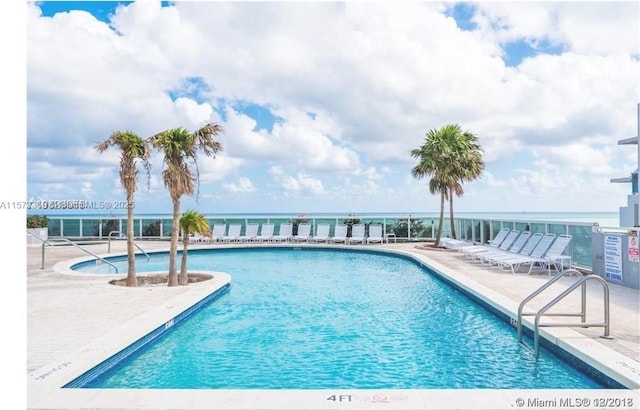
xmin=28 ymin=244 xmax=640 ymax=409
xmin=28 ymin=268 xmax=232 ymax=404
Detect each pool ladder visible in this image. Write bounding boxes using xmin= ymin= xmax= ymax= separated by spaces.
xmin=28 ymin=231 xmax=119 ymax=273
xmin=516 ymin=268 xmax=612 ymax=358
xmin=28 ymin=231 xmax=150 ymax=273
xmin=107 ymin=231 xmax=150 ymax=262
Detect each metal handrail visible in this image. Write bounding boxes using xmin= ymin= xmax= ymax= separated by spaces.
xmin=107 ymin=231 xmax=150 ymax=262
xmin=533 ymin=275 xmax=611 ymax=358
xmin=517 ymin=268 xmax=584 ymax=341
xmin=27 ymin=231 xmax=118 ymax=273
xmin=516 ymin=268 xmax=611 ymax=358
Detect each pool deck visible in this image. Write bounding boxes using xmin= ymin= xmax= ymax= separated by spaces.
xmin=26 ymin=240 xmax=640 ymax=409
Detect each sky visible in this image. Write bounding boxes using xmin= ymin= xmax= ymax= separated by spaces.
xmin=20 ymin=1 xmax=640 ymax=215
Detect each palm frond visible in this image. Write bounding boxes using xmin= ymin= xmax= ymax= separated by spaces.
xmin=180 ymin=209 xmax=212 ymax=238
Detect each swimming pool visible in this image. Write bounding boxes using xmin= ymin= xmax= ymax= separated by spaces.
xmin=72 ymin=247 xmax=609 ymax=389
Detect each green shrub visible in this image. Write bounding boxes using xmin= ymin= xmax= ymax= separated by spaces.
xmin=27 ymin=215 xmax=49 ymax=229
xmin=291 ymin=214 xmax=309 ymax=236
xmin=391 ymin=219 xmax=425 ymax=238
xmin=143 ymin=220 xmax=162 ymax=237
xmin=342 ymin=214 xmax=362 ymax=237
xmin=94 ymin=219 xmax=120 ymax=237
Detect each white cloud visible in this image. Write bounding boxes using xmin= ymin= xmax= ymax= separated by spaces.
xmin=221 ymin=105 xmax=359 ymax=172
xmin=473 ymin=2 xmax=639 ymax=56
xmin=198 ymin=155 xmax=243 ymax=183
xmin=223 ymin=177 xmax=255 ymax=193
xmin=173 ymin=98 xmax=214 ymax=126
xmin=541 ymin=144 xmax=617 ymax=175
xmin=269 ymin=167 xmax=325 ymax=196
xmin=79 ymin=182 xmax=93 ymax=197
xmin=296 ymin=174 xmax=326 ymax=195
xmin=25 ymin=1 xmax=640 ymax=215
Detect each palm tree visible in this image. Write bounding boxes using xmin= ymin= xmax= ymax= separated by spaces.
xmin=446 ymin=180 xmax=464 ymax=239
xmin=96 ymin=131 xmax=150 ymax=287
xmin=429 ymin=176 xmax=449 ymax=248
xmin=411 ymin=124 xmax=484 ymax=247
xmin=149 ymin=123 xmax=223 ymax=286
xmin=179 ymin=210 xmax=211 ymax=285
xmin=443 ymin=129 xmax=485 ymax=238
xmin=411 ymin=127 xmax=448 ymax=247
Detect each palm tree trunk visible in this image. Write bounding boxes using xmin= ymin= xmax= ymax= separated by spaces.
xmin=449 ymin=190 xmax=456 ymax=239
xmin=167 ymin=198 xmax=180 ymax=286
xmin=125 ymin=190 xmax=137 ymax=287
xmin=179 ymin=229 xmax=189 ymax=286
xmin=435 ymin=190 xmax=445 ymax=248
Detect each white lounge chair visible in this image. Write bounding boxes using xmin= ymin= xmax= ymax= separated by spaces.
xmin=477 ymin=231 xmax=531 ymax=264
xmin=459 ymin=228 xmax=512 ymax=257
xmin=272 ymin=223 xmax=293 ymax=242
xmin=238 ymin=223 xmax=259 ymax=242
xmin=541 ymin=234 xmax=573 ymax=274
xmin=211 ymin=224 xmax=226 ymax=243
xmin=441 ymin=238 xmax=472 ymax=249
xmin=293 ymin=223 xmax=311 ymax=242
xmin=220 ymin=224 xmax=241 ymax=243
xmin=256 ymin=223 xmax=274 ymax=242
xmin=190 ymin=232 xmax=212 ymax=243
xmin=498 ymin=233 xmax=557 ymax=274
xmin=330 ymin=224 xmax=347 ymax=244
xmin=469 ymin=230 xmax=520 ymax=262
xmin=367 ymin=224 xmax=384 ymax=244
xmin=524 ymin=234 xmax=573 ymax=275
xmin=485 ymin=232 xmax=543 ymax=267
xmin=312 ymin=223 xmax=330 ymax=243
xmin=348 ymin=224 xmax=365 ymax=244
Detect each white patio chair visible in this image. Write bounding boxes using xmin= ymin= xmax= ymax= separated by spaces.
xmin=330 ymin=224 xmax=347 ymax=244
xmin=220 ymin=224 xmax=241 ymax=243
xmin=367 ymin=224 xmax=384 ymax=244
xmin=312 ymin=223 xmax=330 ymax=243
xmin=256 ymin=223 xmax=274 ymax=242
xmin=348 ymin=224 xmax=365 ymax=244
xmin=293 ymin=223 xmax=311 ymax=242
xmin=272 ymin=223 xmax=293 ymax=242
xmin=238 ymin=223 xmax=259 ymax=242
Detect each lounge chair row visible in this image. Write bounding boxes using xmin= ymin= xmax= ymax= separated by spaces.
xmin=454 ymin=228 xmax=573 ymax=275
xmin=191 ymin=223 xmax=387 ymax=245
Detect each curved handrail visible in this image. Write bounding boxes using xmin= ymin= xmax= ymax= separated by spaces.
xmin=107 ymin=230 xmax=124 ymax=246
xmin=27 ymin=231 xmax=118 ymax=273
xmin=517 ymin=268 xmax=584 ymax=341
xmin=107 ymin=231 xmax=150 ymax=262
xmin=533 ymin=275 xmax=611 ymax=358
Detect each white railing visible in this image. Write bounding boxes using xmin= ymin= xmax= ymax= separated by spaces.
xmin=37 ymin=213 xmax=619 ymax=271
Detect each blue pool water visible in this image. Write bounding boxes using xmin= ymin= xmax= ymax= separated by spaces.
xmin=74 ymin=248 xmax=606 ymax=389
